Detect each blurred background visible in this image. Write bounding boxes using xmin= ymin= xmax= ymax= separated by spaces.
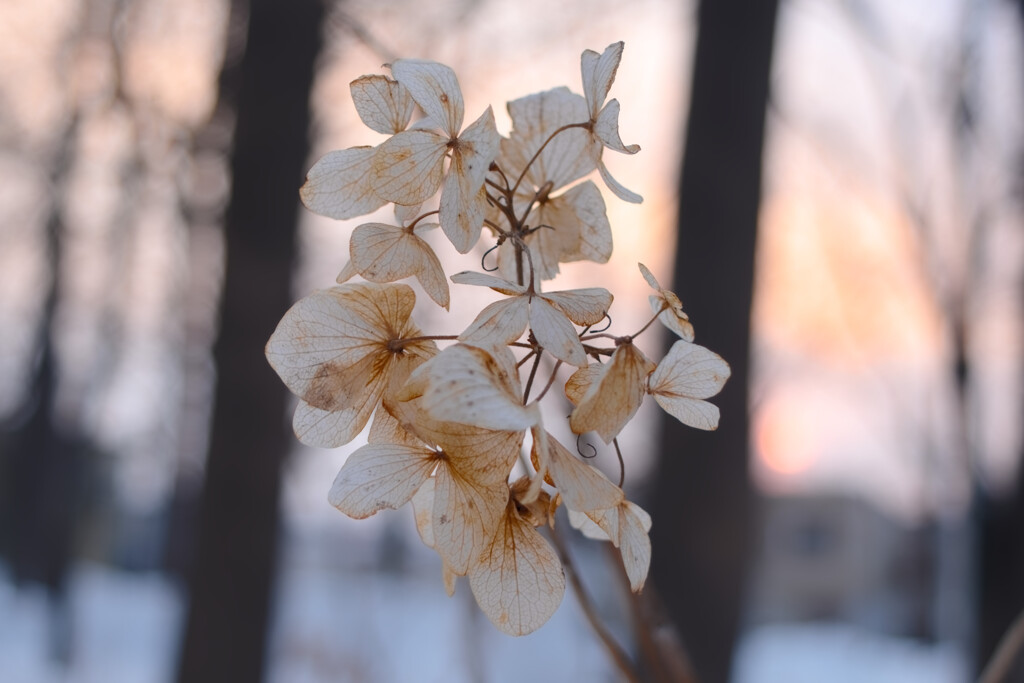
xmin=0 ymin=0 xmax=1021 ymax=681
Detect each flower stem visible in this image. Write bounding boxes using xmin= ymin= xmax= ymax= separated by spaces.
xmin=547 ymin=522 xmax=642 ymax=683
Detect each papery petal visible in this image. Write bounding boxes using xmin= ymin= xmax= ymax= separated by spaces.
xmin=374 ymin=130 xmax=447 ymax=205
xmin=350 ymin=75 xmax=415 ymax=135
xmin=350 ymin=223 xmax=450 ymax=309
xmin=266 ymin=284 xmax=432 ymax=447
xmin=412 ymin=476 xmax=436 ymax=548
xmin=569 ymin=343 xmax=655 ymax=443
xmin=548 ymin=181 xmax=613 ymax=265
xmin=638 ymin=264 xmax=695 ymax=341
xmin=495 ymin=181 xmax=612 ymax=283
xmin=336 ymin=261 xmax=357 ymax=283
xmin=648 ymin=340 xmax=730 ymax=400
xmin=496 ymin=221 xmax=559 ymax=284
xmin=594 ymin=99 xmax=640 ymax=154
xmin=638 ymin=262 xmax=660 ymax=290
xmin=450 ymin=271 xmax=526 ymax=296
xmin=391 ymin=59 xmax=464 ymax=137
xmin=596 ymin=153 xmax=643 ymax=204
xmin=440 ymin=108 xmax=500 ymax=253
xmin=300 ymin=147 xmax=387 ymax=220
xmin=453 ymin=107 xmax=500 ymax=189
xmin=564 ymin=362 xmax=604 ymax=406
xmin=417 ymin=344 xmax=535 ymax=432
xmin=396 ymin=394 xmax=523 ymax=577
xmin=652 ymin=393 xmax=721 ymax=431
xmin=328 ymin=443 xmax=436 ymax=518
xmin=265 ymin=288 xmax=388 ymax=405
xmin=618 ymin=502 xmax=652 ymax=592
xmin=648 ymin=340 xmax=730 ymax=430
xmin=459 ymin=297 xmax=530 ymax=347
xmin=368 ymin=400 xmax=423 ymax=446
xmin=433 ymin=458 xmax=509 ymax=575
xmin=567 ymin=509 xmax=610 ymax=540
xmin=528 ymin=296 xmax=587 ymax=367
xmin=649 ymin=294 xmax=695 ymax=341
xmin=468 ymin=502 xmax=565 ymax=636
xmin=291 ymin=398 xmax=376 ymax=448
xmin=581 ymin=41 xmax=623 ymax=118
xmin=395 ymin=202 xmax=424 ymax=224
xmin=539 ymin=287 xmax=612 ymax=326
xmin=503 ymin=87 xmax=595 ymax=190
xmin=539 ymin=433 xmax=623 ymax=514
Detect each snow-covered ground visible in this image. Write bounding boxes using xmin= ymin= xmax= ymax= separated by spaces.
xmin=733 ymin=622 xmax=968 ymax=683
xmin=0 ymin=563 xmax=182 ymax=683
xmin=0 ymin=560 xmax=968 ymax=683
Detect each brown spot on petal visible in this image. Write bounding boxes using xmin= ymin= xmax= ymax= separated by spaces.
xmin=304 ymin=361 xmax=347 ymax=411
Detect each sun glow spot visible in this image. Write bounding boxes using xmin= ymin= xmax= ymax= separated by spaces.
xmin=755 ymin=395 xmax=819 ymax=476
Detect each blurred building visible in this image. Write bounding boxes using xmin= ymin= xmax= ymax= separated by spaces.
xmin=747 ymin=494 xmax=933 ymax=637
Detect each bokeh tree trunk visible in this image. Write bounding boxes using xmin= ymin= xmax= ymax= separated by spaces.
xmin=649 ymin=1 xmax=779 ymax=681
xmin=175 ymin=0 xmax=324 ymax=680
xmin=976 ymin=5 xmax=1024 ymax=678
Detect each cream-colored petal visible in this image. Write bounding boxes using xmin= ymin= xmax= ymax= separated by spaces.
xmin=327 ymin=443 xmax=436 ymax=518
xmin=459 ymin=296 xmax=530 ymax=348
xmin=549 ymin=181 xmax=612 ymax=265
xmin=648 ymin=340 xmax=730 ymax=401
xmin=300 ymin=147 xmax=387 ymax=220
xmin=450 ymin=271 xmax=526 ymax=296
xmin=594 ymin=99 xmax=640 ymax=154
xmin=638 ymin=263 xmax=661 ymax=290
xmin=567 ymin=508 xmax=612 ymax=541
xmin=336 ymin=260 xmax=357 ymax=284
xmin=291 ymin=398 xmax=377 ymax=448
xmin=373 ymin=129 xmax=447 ymax=205
xmin=651 ymin=394 xmax=721 ymax=431
xmin=265 ymin=289 xmax=386 ymax=407
xmin=503 ymin=87 xmax=595 ymax=190
xmin=439 ymin=108 xmax=500 ymax=253
xmin=468 ymin=501 xmax=565 ymax=636
xmin=564 ymin=362 xmax=604 ymax=406
xmin=433 ymin=458 xmax=509 ymax=575
xmin=569 ymin=343 xmax=655 ymax=443
xmin=454 ymin=107 xmax=500 ymax=189
xmin=581 ymin=41 xmax=623 ymax=118
xmin=350 ymin=74 xmax=415 ymax=135
xmin=411 ymin=477 xmax=436 ymax=548
xmin=266 ymin=283 xmax=431 ymax=447
xmin=528 ymin=296 xmax=586 ymax=367
xmin=391 ymin=59 xmax=465 ymax=137
xmin=539 ymin=287 xmax=612 ymax=326
xmin=540 ymin=432 xmax=624 ymax=514
xmin=649 ymin=294 xmax=696 ymax=341
xmin=618 ymin=501 xmax=652 ymax=592
xmin=418 ymin=344 xmax=535 ymax=432
xmin=350 ymin=223 xmax=450 ymax=309
xmin=595 ymin=153 xmax=643 ymax=204
xmin=394 ymin=202 xmax=424 ymax=224
xmin=368 ymin=400 xmax=422 ymax=446
xmin=439 ymin=172 xmax=486 ymax=254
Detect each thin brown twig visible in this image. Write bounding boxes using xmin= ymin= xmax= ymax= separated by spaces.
xmin=604 ymin=545 xmax=700 ymax=683
xmin=547 ymin=522 xmax=642 ymax=683
xmin=978 ymin=607 xmax=1024 ymax=683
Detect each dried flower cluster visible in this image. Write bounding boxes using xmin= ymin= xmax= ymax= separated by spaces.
xmin=266 ymin=42 xmax=730 ymax=636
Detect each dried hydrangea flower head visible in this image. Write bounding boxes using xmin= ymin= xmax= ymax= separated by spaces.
xmin=266 ymin=42 xmax=729 ymax=636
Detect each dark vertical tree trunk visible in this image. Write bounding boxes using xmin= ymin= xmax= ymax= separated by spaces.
xmin=976 ymin=5 xmax=1024 ymax=677
xmin=649 ymin=2 xmax=779 ymax=682
xmin=175 ymin=0 xmax=324 ymax=680
xmin=1 ymin=112 xmax=86 ymax=667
